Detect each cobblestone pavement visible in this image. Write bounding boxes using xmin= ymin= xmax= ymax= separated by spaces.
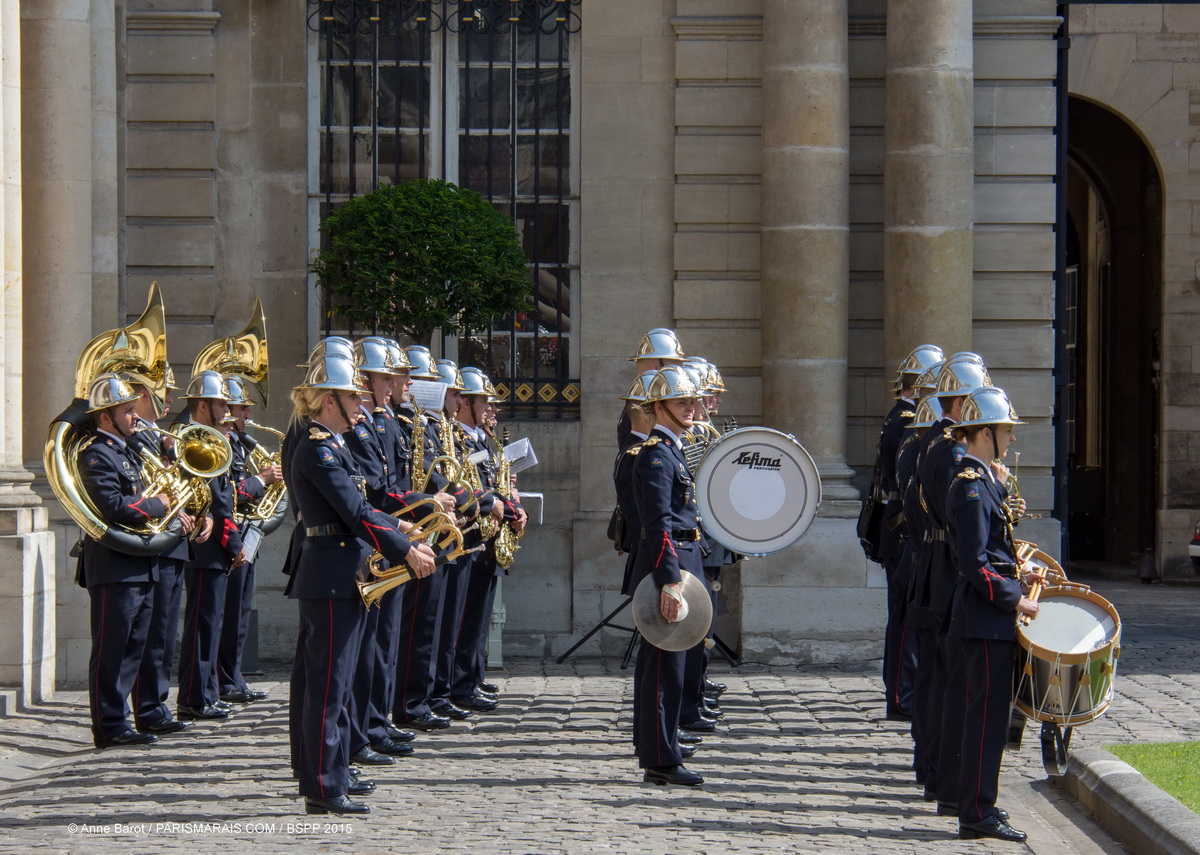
xmin=0 ymin=575 xmax=1187 ymax=854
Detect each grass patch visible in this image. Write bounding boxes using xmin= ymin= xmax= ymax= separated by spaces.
xmin=1108 ymin=742 xmax=1200 ymax=813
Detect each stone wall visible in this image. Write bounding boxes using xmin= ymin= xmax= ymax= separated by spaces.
xmin=1069 ymin=3 xmax=1200 ymax=576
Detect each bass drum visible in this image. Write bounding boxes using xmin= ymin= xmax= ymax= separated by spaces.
xmin=692 ymin=427 xmax=821 ymax=557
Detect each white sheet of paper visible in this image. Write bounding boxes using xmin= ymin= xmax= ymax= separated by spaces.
xmin=408 ymin=379 xmax=447 ymax=410
xmin=505 ymin=436 xmax=538 ymax=474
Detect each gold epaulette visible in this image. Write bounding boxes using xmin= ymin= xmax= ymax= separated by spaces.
xmin=942 ymin=426 xmax=956 ymax=440
xmin=900 ymin=410 xmax=916 ymax=419
xmin=308 ymin=426 xmax=331 ymax=440
xmin=953 ymin=468 xmax=983 ymax=483
xmin=624 ymin=440 xmax=647 ymax=456
xmin=79 ymin=436 xmax=96 ymax=451
xmin=396 ymin=413 xmax=412 ymax=425
xmin=374 ymin=407 xmax=387 ymax=414
xmin=641 ymin=436 xmax=662 ymax=449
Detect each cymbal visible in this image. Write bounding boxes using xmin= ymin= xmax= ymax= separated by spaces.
xmin=632 ymin=570 xmax=712 ymax=652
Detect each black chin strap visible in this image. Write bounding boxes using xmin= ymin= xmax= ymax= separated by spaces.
xmin=334 ymin=393 xmax=356 ymax=432
xmin=990 ymin=426 xmax=1000 ymax=464
xmin=660 ymin=401 xmax=688 ymax=434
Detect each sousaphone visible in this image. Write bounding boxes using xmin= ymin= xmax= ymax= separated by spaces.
xmin=191 ymin=298 xmax=270 ymax=405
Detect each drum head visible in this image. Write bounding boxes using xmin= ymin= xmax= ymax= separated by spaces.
xmin=693 ymin=427 xmax=821 ymax=556
xmin=1021 ymin=589 xmax=1119 ymax=655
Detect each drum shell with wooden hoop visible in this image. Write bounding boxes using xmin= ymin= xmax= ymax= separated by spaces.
xmin=1014 ymin=539 xmax=1068 ymax=585
xmin=1014 ymin=585 xmax=1121 ymax=727
xmin=692 ymin=427 xmax=821 ymax=557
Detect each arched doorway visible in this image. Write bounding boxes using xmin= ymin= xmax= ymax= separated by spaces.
xmin=1063 ymin=96 xmax=1161 ymax=565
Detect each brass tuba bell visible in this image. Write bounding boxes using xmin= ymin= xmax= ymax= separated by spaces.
xmin=191 ymin=297 xmax=270 ymax=405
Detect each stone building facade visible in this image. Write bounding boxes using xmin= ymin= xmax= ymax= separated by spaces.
xmin=0 ymin=1 xmax=1194 ymax=700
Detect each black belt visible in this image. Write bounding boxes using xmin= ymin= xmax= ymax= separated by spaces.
xmin=306 ymin=524 xmax=352 ymax=537
xmin=992 ymin=562 xmax=1019 ymax=579
xmin=642 ymin=528 xmax=701 ymax=543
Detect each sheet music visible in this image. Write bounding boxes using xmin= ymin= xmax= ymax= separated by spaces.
xmin=408 ymin=379 xmax=447 ymax=410
xmin=504 ymin=436 xmax=538 ymax=474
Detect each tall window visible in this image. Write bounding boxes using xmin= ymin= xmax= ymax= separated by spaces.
xmin=308 ymin=0 xmax=581 ymax=418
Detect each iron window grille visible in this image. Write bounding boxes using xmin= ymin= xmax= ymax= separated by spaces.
xmin=308 ymin=0 xmax=581 ymax=417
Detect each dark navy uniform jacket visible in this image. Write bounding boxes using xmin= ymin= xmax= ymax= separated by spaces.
xmin=876 ymin=398 xmax=917 ymax=567
xmin=631 ymin=428 xmax=703 ymax=590
xmin=127 ymin=420 xmax=190 ymax=563
xmin=614 ymin=433 xmax=646 ymax=596
xmin=230 ymin=432 xmax=267 ymax=515
xmin=191 ymin=469 xmax=243 ymax=570
xmin=287 ymin=424 xmax=413 ymax=600
xmin=343 ymin=408 xmax=397 ymax=512
xmin=946 ymin=456 xmax=1023 ymax=641
xmin=79 ymin=431 xmax=169 ymax=586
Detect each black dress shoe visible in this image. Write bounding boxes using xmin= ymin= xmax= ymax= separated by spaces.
xmin=405 ymin=712 xmax=451 ymax=731
xmin=138 ymin=719 xmax=194 ymax=735
xmin=348 ymin=778 xmax=376 ymax=795
xmin=474 ymin=690 xmax=499 ymax=702
xmin=703 ymin=678 xmax=727 ymax=696
xmin=959 ymin=817 xmax=1026 ymax=842
xmin=701 ymin=705 xmax=724 ymax=720
xmin=247 ymin=689 xmax=269 ymax=701
xmin=385 ymin=726 xmax=416 ymax=742
xmin=457 ymin=695 xmax=498 ymax=712
xmin=177 ymin=704 xmax=229 ymax=720
xmin=680 ymin=718 xmax=716 ymax=733
xmin=644 ymin=765 xmax=703 ymax=786
xmin=371 ymin=738 xmax=414 ymax=756
xmin=680 ymin=745 xmax=696 ymax=759
xmin=96 ymin=730 xmax=158 ymax=749
xmin=432 ymin=704 xmax=473 ymax=721
xmin=219 ymin=689 xmax=256 ymax=704
xmin=677 ymin=731 xmax=703 ymax=745
xmin=351 ymin=746 xmax=395 ymax=766
xmin=305 ymin=795 xmax=370 ymax=815
xmin=478 ymin=681 xmax=499 ymax=693
xmin=213 ymin=700 xmax=234 ymax=712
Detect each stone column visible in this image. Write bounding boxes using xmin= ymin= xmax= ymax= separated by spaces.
xmin=0 ymin=0 xmax=59 ymax=707
xmin=760 ymin=0 xmax=857 ymax=508
xmin=883 ymin=0 xmax=974 ymax=366
xmin=21 ymin=0 xmax=94 ymax=457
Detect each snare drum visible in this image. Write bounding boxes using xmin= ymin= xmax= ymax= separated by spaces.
xmin=1014 ymin=585 xmax=1121 ymax=727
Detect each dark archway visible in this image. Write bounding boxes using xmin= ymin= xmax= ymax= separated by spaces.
xmin=1063 ymin=96 xmax=1161 ymax=564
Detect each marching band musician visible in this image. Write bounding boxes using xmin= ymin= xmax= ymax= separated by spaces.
xmin=393 ymin=347 xmax=471 ymax=732
xmin=217 ymin=375 xmax=281 ymax=705
xmin=676 ymin=357 xmax=722 ymax=734
xmin=341 ymin=337 xmax=415 ymax=766
xmin=906 ymin=355 xmax=990 ymax=810
xmin=286 ymin=352 xmax=436 ymax=816
xmin=630 ymin=366 xmax=706 ymax=787
xmin=943 ymin=387 xmax=1041 ymax=843
xmin=175 ymin=371 xmax=246 ymax=722
xmin=427 ymin=358 xmax=503 ymax=722
xmin=875 ymin=344 xmax=942 ymax=722
xmin=79 ymin=373 xmax=184 ymax=748
xmin=448 ymin=368 xmax=527 ymax=711
xmin=126 ymin=372 xmax=207 ymax=737
xmin=619 ymin=329 xmax=685 ymax=450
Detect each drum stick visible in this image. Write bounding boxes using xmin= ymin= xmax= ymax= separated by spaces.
xmin=1019 ymin=579 xmax=1043 ymax=626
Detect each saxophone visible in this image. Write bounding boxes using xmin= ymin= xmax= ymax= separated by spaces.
xmin=408 ymin=402 xmax=430 ymax=493
xmin=491 ymin=425 xmax=522 ymax=569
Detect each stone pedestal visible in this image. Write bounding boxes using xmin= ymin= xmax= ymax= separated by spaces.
xmin=0 ymin=506 xmax=56 ymax=708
